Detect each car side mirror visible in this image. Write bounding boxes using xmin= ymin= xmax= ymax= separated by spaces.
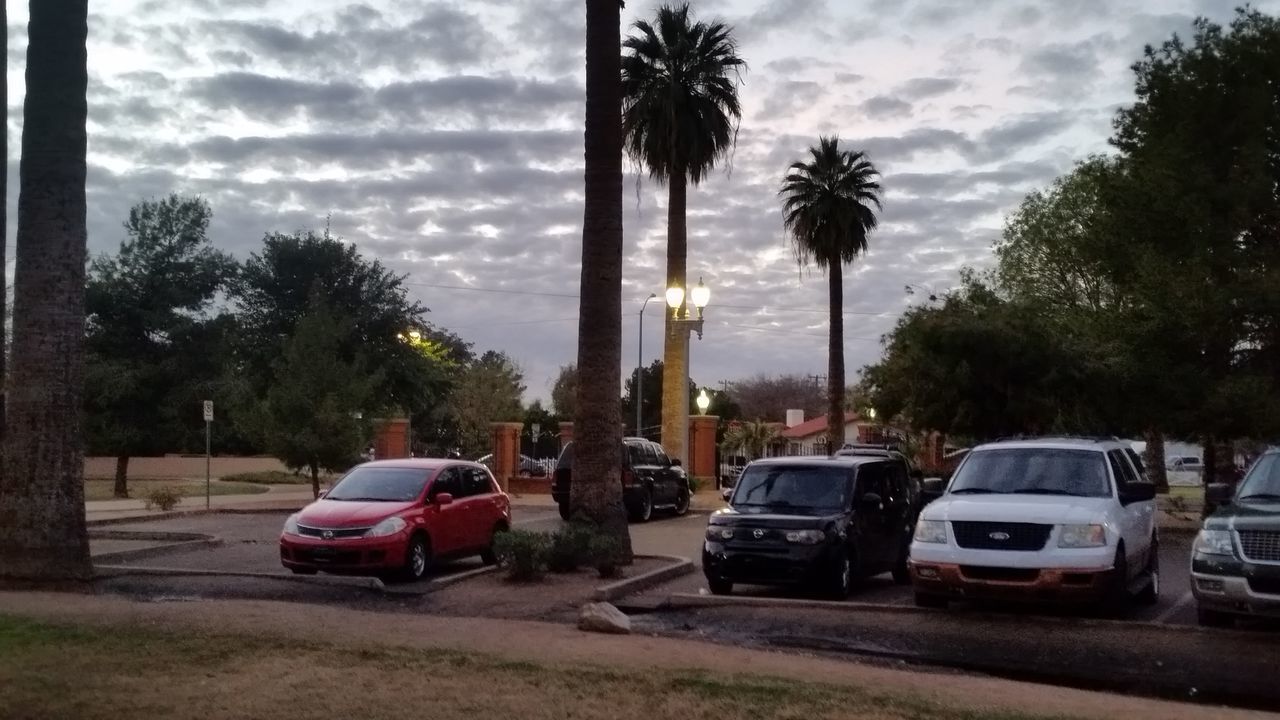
xmin=1205 ymin=483 xmax=1232 ymax=505
xmin=434 ymin=492 xmax=454 ymax=506
xmin=1120 ymin=482 xmax=1156 ymax=504
xmin=671 ymin=458 xmax=682 ymax=467
xmin=921 ymin=478 xmax=945 ymax=495
xmin=720 ymin=487 xmax=732 ymax=502
xmin=861 ymin=492 xmax=883 ymax=507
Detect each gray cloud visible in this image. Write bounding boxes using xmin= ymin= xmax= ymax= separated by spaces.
xmin=896 ymin=77 xmax=963 ymax=101
xmin=860 ymin=95 xmax=913 ymax=119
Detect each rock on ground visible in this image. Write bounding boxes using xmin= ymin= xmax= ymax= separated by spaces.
xmin=578 ymin=602 xmax=631 ymax=635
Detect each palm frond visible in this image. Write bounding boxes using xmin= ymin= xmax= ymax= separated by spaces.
xmin=778 ymin=136 xmax=883 ymax=271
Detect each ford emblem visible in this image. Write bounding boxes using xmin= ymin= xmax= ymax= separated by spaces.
xmin=752 ymin=529 xmax=765 ymax=539
xmin=322 ymin=530 xmax=334 ymax=540
xmin=989 ymin=531 xmax=1010 ymax=541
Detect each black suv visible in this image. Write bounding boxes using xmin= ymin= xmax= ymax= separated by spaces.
xmin=1192 ymin=448 xmax=1280 ymax=626
xmin=552 ymin=438 xmax=690 ymax=522
xmin=703 ymin=454 xmax=920 ymax=598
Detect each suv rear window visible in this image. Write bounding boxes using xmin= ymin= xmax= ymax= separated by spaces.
xmin=555 ymin=441 xmax=632 ymax=471
xmin=950 ymin=448 xmax=1110 ymax=498
xmin=731 ymin=464 xmax=852 ymax=514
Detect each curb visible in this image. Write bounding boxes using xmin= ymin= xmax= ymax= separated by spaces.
xmin=90 ymin=529 xmax=213 ymax=542
xmin=91 ymin=538 xmax=223 ymax=565
xmin=87 ymin=507 xmax=304 ymax=527
xmin=380 ymin=565 xmax=500 ymax=596
xmin=594 ymin=554 xmax=695 ymax=602
xmin=93 ymin=564 xmax=386 ymax=591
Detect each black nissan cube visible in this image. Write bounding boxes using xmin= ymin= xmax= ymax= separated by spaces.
xmin=703 ymin=455 xmax=920 ymax=599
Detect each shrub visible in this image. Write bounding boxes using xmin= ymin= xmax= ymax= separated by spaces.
xmin=492 ymin=530 xmax=550 ymax=581
xmin=220 ymin=470 xmax=310 ymax=485
xmin=143 ymin=486 xmax=183 ymax=512
xmin=588 ymin=534 xmax=625 ymax=579
xmin=686 ymin=476 xmax=702 ymax=494
xmin=546 ymin=523 xmax=596 ymax=573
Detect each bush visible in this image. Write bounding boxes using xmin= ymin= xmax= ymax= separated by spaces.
xmin=143 ymin=486 xmax=183 ymax=512
xmin=492 ymin=530 xmax=550 ymax=581
xmin=588 ymin=534 xmax=625 ymax=579
xmin=686 ymin=476 xmax=702 ymax=494
xmin=546 ymin=523 xmax=596 ymax=573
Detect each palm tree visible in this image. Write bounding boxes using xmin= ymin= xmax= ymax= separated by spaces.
xmin=0 ymin=0 xmax=93 ymax=581
xmin=779 ymin=137 xmax=883 ymax=452
xmin=721 ymin=420 xmax=781 ymax=461
xmin=569 ymin=0 xmax=632 ymax=558
xmin=622 ymin=3 xmax=744 ymax=466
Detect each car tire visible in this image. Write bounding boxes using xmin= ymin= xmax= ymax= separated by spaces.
xmin=558 ymin=503 xmax=572 ymax=522
xmin=481 ymin=524 xmax=508 ymax=566
xmin=1136 ymin=539 xmax=1159 ymax=606
xmin=1101 ymin=546 xmax=1130 ymax=617
xmin=825 ymin=552 xmax=852 ymax=600
xmin=708 ymin=577 xmax=733 ymax=595
xmin=914 ymin=592 xmax=948 ymax=609
xmin=399 ymin=534 xmax=431 ymax=583
xmin=629 ymin=486 xmax=654 ymax=523
xmin=673 ymin=488 xmax=691 ymax=516
xmin=290 ymin=567 xmax=317 ymax=576
xmin=891 ymin=537 xmax=912 ymax=585
xmin=1197 ymin=607 xmax=1234 ymax=628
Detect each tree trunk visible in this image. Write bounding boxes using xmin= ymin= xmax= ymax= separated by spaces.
xmin=1 ymin=0 xmax=8 ymax=451
xmin=309 ymin=461 xmax=320 ymax=499
xmin=1202 ymin=436 xmax=1216 ymax=487
xmin=113 ymin=455 xmax=129 ymax=498
xmin=571 ymin=0 xmax=631 ymax=558
xmin=826 ymin=260 xmax=845 ymax=451
xmin=1142 ymin=429 xmax=1168 ymax=493
xmin=0 ymin=0 xmax=93 ymax=582
xmin=660 ymin=165 xmax=688 ymax=464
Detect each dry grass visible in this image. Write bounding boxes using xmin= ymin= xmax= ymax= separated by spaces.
xmin=0 ymin=615 xmax=1059 ymax=720
xmin=83 ymin=479 xmax=270 ymax=502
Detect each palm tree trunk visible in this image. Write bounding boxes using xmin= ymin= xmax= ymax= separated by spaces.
xmin=660 ymin=166 xmax=688 ymax=464
xmin=1 ymin=0 xmax=8 ymax=452
xmin=571 ymin=0 xmax=631 ymax=558
xmin=826 ymin=260 xmax=845 ymax=451
xmin=0 ymin=0 xmax=93 ymax=582
xmin=113 ymin=456 xmax=130 ymax=498
xmin=1142 ymin=429 xmax=1168 ymax=493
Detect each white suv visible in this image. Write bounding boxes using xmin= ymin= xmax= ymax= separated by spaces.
xmin=908 ymin=438 xmax=1158 ymax=613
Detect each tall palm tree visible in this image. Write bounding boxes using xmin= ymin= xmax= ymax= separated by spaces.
xmin=0 ymin=0 xmax=93 ymax=581
xmin=720 ymin=420 xmax=780 ymax=461
xmin=622 ymin=3 xmax=744 ymax=466
xmin=779 ymin=137 xmax=883 ymax=452
xmin=570 ymin=0 xmax=632 ymax=557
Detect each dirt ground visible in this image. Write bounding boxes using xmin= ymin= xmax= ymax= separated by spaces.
xmin=0 ymin=592 xmax=1268 ymax=720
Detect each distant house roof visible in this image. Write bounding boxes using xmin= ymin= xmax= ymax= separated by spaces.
xmin=781 ymin=412 xmax=863 ymax=439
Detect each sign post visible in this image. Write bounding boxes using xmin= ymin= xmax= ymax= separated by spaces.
xmin=203 ymin=400 xmax=214 ymax=510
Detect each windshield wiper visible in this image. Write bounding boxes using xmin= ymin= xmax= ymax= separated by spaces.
xmin=949 ymin=488 xmax=1002 ymax=495
xmin=1006 ymin=488 xmax=1084 ymax=496
xmin=327 ymin=496 xmax=395 ymax=502
xmin=1238 ymin=493 xmax=1280 ymax=501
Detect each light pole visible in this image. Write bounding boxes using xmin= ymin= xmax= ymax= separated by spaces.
xmin=636 ymin=293 xmax=657 ymax=438
xmin=665 ymin=277 xmax=711 ymax=467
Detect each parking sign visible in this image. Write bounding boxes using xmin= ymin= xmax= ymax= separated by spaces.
xmin=203 ymin=400 xmax=214 ymax=422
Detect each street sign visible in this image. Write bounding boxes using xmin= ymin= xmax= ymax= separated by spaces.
xmin=203 ymin=400 xmax=214 ymax=422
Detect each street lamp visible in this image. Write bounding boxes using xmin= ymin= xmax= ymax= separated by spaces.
xmin=635 ymin=294 xmax=658 ymax=438
xmin=696 ymin=389 xmax=711 ymax=414
xmin=668 ymin=276 xmax=710 ymax=339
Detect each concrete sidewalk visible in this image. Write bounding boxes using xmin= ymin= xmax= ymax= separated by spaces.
xmin=86 ymin=485 xmax=317 ymax=523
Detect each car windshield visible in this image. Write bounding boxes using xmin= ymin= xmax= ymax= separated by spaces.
xmin=949 ymin=448 xmax=1110 ymax=498
xmin=1238 ymin=454 xmax=1280 ymax=500
xmin=731 ymin=465 xmax=850 ymax=514
xmin=326 ymin=467 xmax=430 ymax=502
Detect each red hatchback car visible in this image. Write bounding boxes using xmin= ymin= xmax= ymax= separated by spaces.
xmin=280 ymin=459 xmax=511 ymax=582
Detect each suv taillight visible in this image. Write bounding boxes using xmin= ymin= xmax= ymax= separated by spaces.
xmin=621 ymin=468 xmax=637 ymax=487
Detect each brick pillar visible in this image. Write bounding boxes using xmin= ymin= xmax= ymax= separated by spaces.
xmin=558 ymin=422 xmax=573 ymax=451
xmin=689 ymin=415 xmax=719 ymax=484
xmin=490 ymin=422 xmax=523 ymax=492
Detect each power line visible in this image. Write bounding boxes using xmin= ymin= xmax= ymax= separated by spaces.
xmin=715 ymin=321 xmax=882 ymax=342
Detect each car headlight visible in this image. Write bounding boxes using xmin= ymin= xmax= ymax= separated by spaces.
xmin=366 ymin=516 xmax=408 ymax=538
xmin=282 ymin=513 xmax=301 ymax=536
xmin=1194 ymin=529 xmax=1235 ymax=557
xmin=784 ymin=529 xmax=825 ymax=545
xmin=913 ymin=520 xmax=947 ymax=544
xmin=1058 ymin=524 xmax=1107 ymax=548
xmin=705 ymin=526 xmax=734 ymax=542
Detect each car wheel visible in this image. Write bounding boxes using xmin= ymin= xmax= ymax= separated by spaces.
xmin=399 ymin=534 xmax=431 ymax=583
xmin=629 ymin=486 xmax=654 ymax=523
xmin=290 ymin=567 xmax=317 ymax=576
xmin=1101 ymin=546 xmax=1130 ymax=617
xmin=1136 ymin=539 xmax=1159 ymax=606
xmin=826 ymin=552 xmax=852 ymax=600
xmin=914 ymin=592 xmax=948 ymax=609
xmin=481 ymin=524 xmax=508 ymax=566
xmin=891 ymin=537 xmax=912 ymax=585
xmin=673 ymin=488 xmax=691 ymax=516
xmin=707 ymin=577 xmax=733 ymax=595
xmin=558 ymin=503 xmax=573 ymax=522
xmin=1197 ymin=607 xmax=1234 ymax=628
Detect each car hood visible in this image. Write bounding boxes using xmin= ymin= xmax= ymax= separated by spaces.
xmin=297 ymin=499 xmax=414 ymax=528
xmin=708 ymin=506 xmax=835 ymax=529
xmin=923 ymin=494 xmax=1111 ymax=525
xmin=1204 ymin=499 xmax=1280 ymax=531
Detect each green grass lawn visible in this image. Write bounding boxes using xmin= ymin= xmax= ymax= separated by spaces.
xmin=0 ymin=615 xmax=1059 ymax=720
xmin=83 ymin=479 xmax=270 ymax=502
xmin=218 ymin=470 xmax=336 ymax=485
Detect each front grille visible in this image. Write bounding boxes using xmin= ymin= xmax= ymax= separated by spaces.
xmin=960 ymin=566 xmax=1041 ymax=583
xmin=951 ymin=522 xmax=1051 ymax=551
xmin=294 ymin=549 xmax=362 ymax=564
xmin=297 ymin=524 xmax=371 ymax=539
xmin=1238 ymin=531 xmax=1280 ymax=563
xmin=1247 ymin=577 xmax=1280 ymax=596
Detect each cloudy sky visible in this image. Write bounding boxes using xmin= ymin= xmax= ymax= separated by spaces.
xmin=6 ymin=0 xmax=1278 ymax=404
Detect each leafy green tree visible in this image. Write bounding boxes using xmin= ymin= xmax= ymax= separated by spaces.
xmin=447 ymin=351 xmax=525 ymax=457
xmin=83 ymin=195 xmax=236 ymax=497
xmin=250 ymin=298 xmax=380 ymax=498
xmin=622 ymin=359 xmax=717 ymax=440
xmin=550 ymin=364 xmax=578 ymax=419
xmin=622 ymin=2 xmax=745 ymax=463
xmin=780 ymin=137 xmax=883 ymax=450
xmin=729 ymin=373 xmax=826 ymax=422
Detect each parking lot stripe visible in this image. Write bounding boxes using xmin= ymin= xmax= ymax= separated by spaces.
xmin=1154 ymin=591 xmax=1194 ymax=624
